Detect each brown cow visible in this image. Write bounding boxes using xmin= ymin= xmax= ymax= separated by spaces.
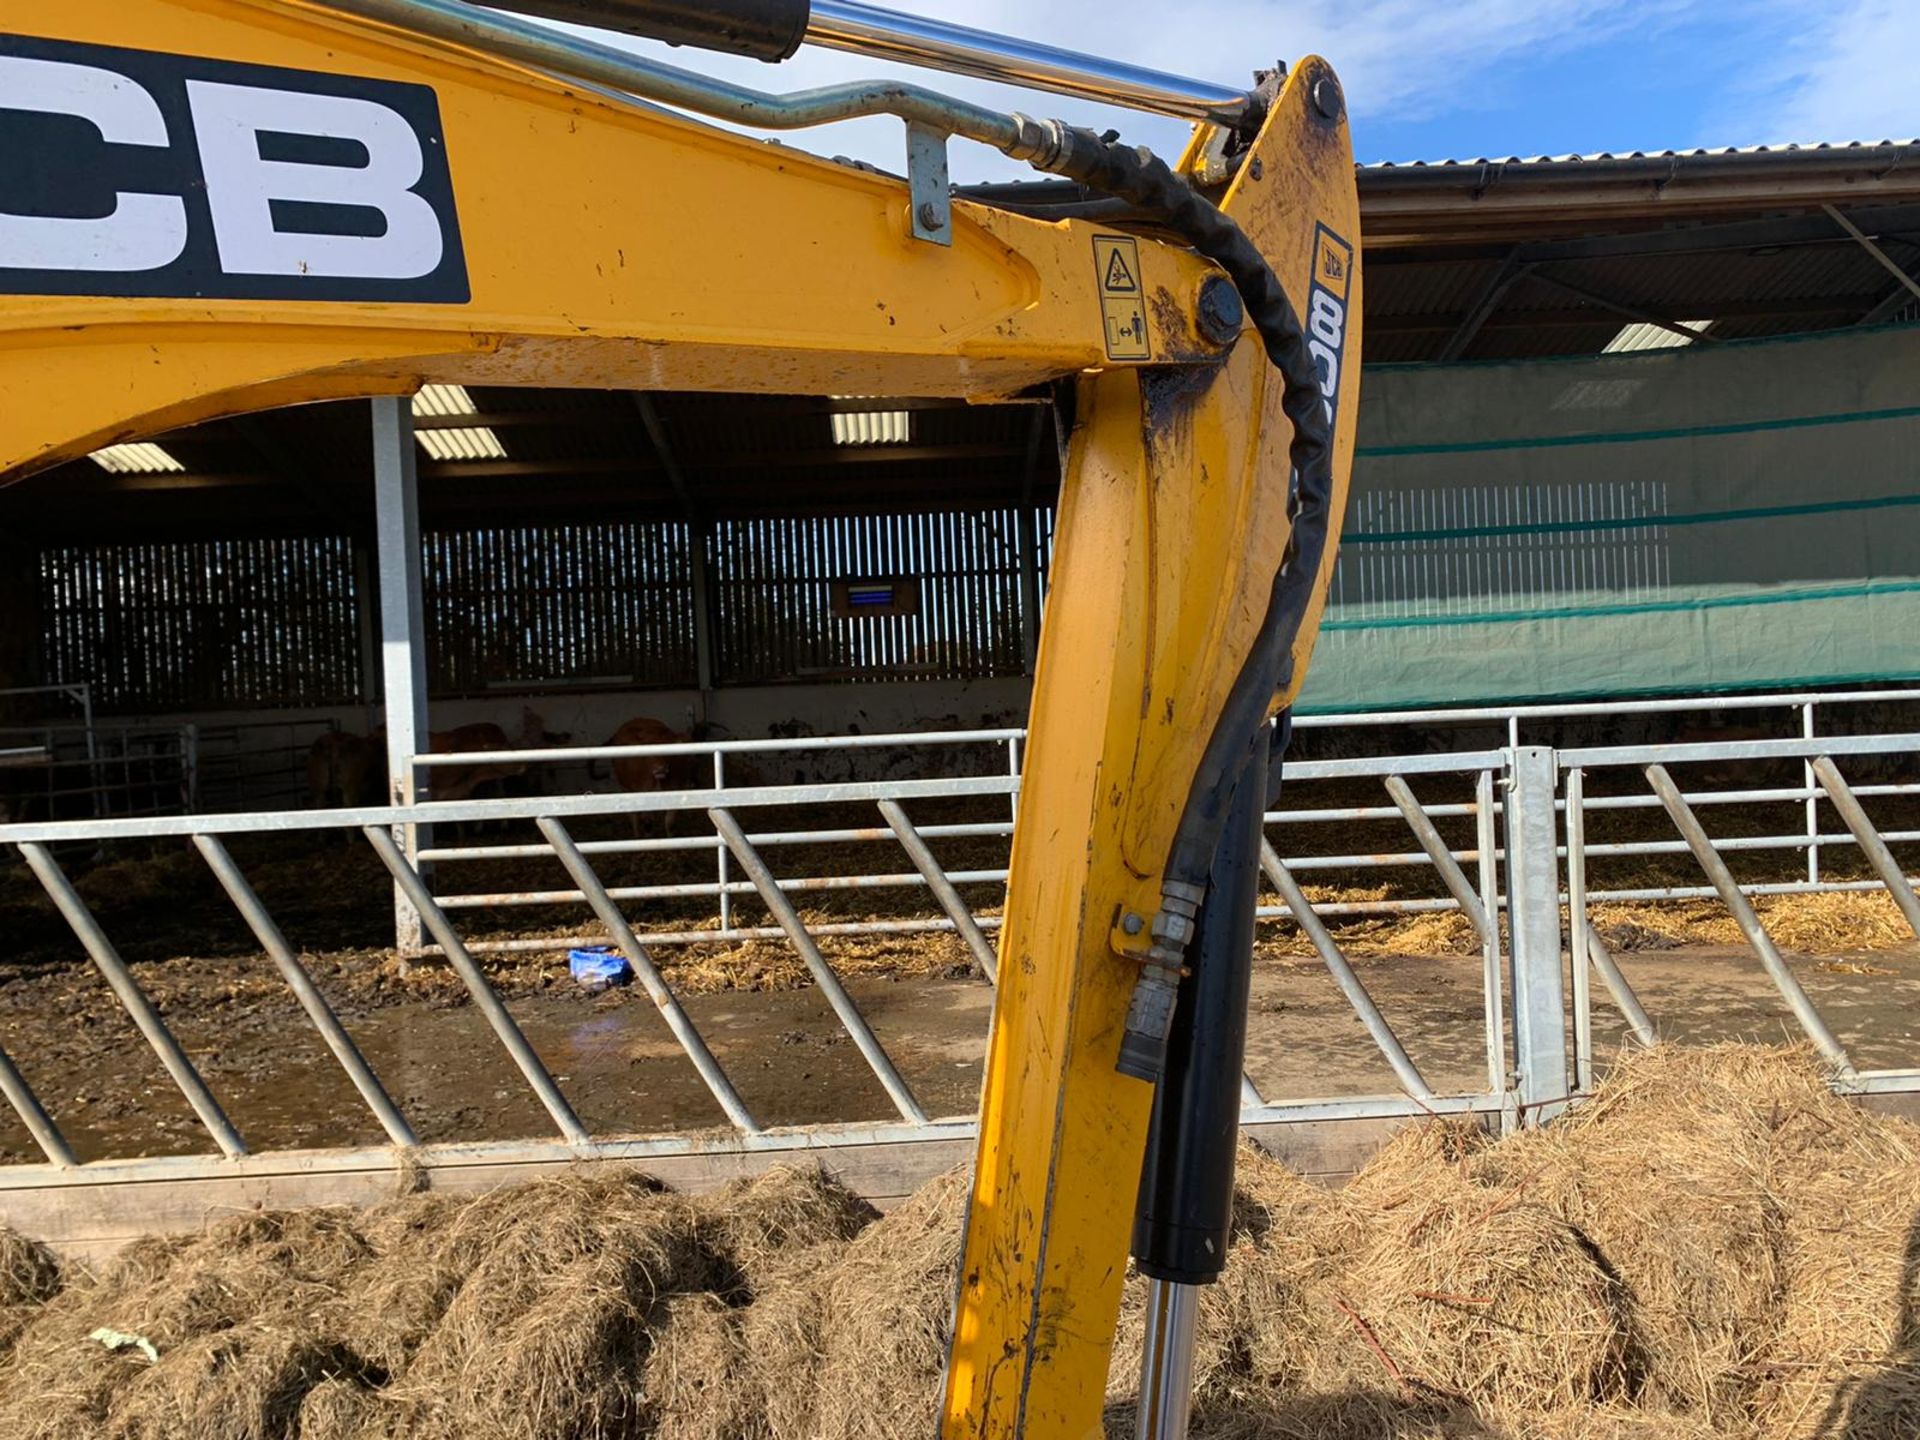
xmin=310 ymin=711 xmax=548 ymax=812
xmin=417 ymin=722 xmax=526 ymax=803
xmin=608 ymin=715 xmax=684 ymax=796
xmin=307 ymin=730 xmax=382 ymax=808
xmin=610 ymin=715 xmax=711 ymax=836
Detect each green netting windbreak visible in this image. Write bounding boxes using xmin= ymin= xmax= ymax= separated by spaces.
xmin=1297 ymin=323 xmax=1920 ymax=714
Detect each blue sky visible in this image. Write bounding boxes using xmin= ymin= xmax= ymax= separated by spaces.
xmin=557 ymin=0 xmax=1917 ymax=181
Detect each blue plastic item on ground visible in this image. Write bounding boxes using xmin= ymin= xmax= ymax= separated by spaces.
xmin=568 ymin=946 xmax=633 ymax=992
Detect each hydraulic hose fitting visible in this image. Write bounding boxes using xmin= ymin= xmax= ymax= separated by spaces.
xmin=1116 ymin=881 xmax=1204 ymax=1083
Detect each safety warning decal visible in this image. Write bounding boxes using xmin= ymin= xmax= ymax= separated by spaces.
xmin=1092 ymin=234 xmax=1150 ymax=360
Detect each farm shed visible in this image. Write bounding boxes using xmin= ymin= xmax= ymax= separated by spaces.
xmin=3 ymin=141 xmax=1920 ymax=805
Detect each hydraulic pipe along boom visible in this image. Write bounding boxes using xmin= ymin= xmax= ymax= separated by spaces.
xmin=479 ymin=0 xmax=1258 ymax=121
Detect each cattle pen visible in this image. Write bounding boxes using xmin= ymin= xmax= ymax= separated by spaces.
xmin=4 ymin=129 xmax=1920 ymax=1437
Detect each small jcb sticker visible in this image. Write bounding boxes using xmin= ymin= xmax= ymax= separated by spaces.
xmin=1093 ymin=234 xmax=1150 ymax=360
xmin=1314 ymin=226 xmax=1353 ymax=304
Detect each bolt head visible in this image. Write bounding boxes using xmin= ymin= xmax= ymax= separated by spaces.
xmin=1249 ymin=156 xmax=1264 ymax=181
xmin=916 ymin=201 xmax=943 ymax=230
xmin=1197 ymin=276 xmax=1245 ymax=346
xmin=1121 ymin=912 xmax=1145 ymax=936
xmin=1311 ymin=74 xmax=1344 ymax=122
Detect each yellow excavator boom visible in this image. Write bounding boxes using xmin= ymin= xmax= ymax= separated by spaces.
xmin=0 ymin=3 xmax=1360 ymax=1435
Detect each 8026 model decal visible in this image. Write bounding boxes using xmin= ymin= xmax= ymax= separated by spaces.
xmin=1304 ymin=222 xmax=1353 ymax=428
xmin=0 ymin=33 xmax=468 ymax=302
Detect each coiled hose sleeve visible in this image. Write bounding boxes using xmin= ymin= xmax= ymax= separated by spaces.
xmin=1009 ymin=124 xmax=1335 ymax=1079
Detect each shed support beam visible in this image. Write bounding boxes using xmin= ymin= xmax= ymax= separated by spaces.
xmin=1436 ymin=251 xmax=1530 ymax=362
xmin=351 ymin=535 xmax=380 ymax=714
xmin=372 ymin=396 xmax=429 ymax=954
xmin=1525 ymin=269 xmax=1716 ymax=344
xmin=1825 ymin=205 xmax=1920 ymax=325
xmin=634 ymin=395 xmax=714 ymax=696
xmin=1016 ymin=406 xmax=1051 ymax=673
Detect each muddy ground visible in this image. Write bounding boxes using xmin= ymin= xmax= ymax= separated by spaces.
xmin=3 ymin=773 xmax=1919 ymax=1164
xmin=2 ymin=926 xmax=1917 ymax=1165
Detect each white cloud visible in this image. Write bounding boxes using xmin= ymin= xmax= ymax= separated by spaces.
xmin=523 ymin=0 xmax=1711 ymax=177
xmin=1711 ymin=0 xmax=1920 ymax=144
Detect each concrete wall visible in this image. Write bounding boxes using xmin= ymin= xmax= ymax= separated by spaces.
xmin=130 ymin=676 xmax=1036 ymax=807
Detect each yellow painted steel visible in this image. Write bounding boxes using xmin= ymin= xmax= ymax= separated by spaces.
xmin=0 ymin=0 xmax=1227 ymax=481
xmin=1 ymin=6 xmax=1360 ymax=1436
xmin=940 ymin=59 xmax=1361 ymax=1439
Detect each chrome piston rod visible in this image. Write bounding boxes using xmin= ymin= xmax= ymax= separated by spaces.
xmin=804 ymin=0 xmax=1257 ymax=125
xmin=1136 ymin=1277 xmax=1200 ymax=1440
xmin=475 ymin=0 xmax=1258 ymax=124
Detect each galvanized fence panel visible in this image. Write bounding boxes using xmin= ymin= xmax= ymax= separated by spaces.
xmin=2 ymin=693 xmax=1918 ymax=1185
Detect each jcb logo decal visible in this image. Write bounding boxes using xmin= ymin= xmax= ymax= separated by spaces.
xmin=0 ymin=34 xmax=468 ymax=302
xmin=1306 ymin=224 xmax=1353 ymax=427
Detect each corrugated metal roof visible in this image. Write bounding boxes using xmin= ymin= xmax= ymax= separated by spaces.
xmin=89 ymin=442 xmax=184 ymax=476
xmin=1601 ymin=319 xmax=1710 ymax=353
xmin=1360 ymin=140 xmax=1920 ymax=171
xmin=412 ymin=384 xmax=508 ymax=462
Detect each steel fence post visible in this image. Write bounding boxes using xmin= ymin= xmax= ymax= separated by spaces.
xmin=1645 ymin=763 xmax=1853 ymax=1073
xmin=1567 ymin=767 xmax=1592 ymax=1092
xmin=194 ymin=834 xmax=418 ymax=1148
xmin=1473 ymin=769 xmax=1506 ymax=1098
xmin=1804 ymin=700 xmax=1820 ymax=885
xmin=713 ymin=748 xmax=731 ymax=932
xmin=1259 ymin=842 xmax=1433 ymax=1101
xmin=18 ymin=841 xmax=247 ymax=1157
xmin=879 ymin=799 xmax=998 ymax=981
xmin=1503 ymin=746 xmax=1568 ymax=1121
xmin=372 ymin=395 xmax=428 ymax=956
xmin=1813 ymin=756 xmax=1920 ymax=939
xmin=0 ymin=1041 xmax=78 ymax=1168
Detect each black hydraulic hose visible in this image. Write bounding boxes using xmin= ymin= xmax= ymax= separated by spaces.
xmin=1131 ymin=718 xmax=1283 ymax=1282
xmin=1012 ymin=122 xmax=1336 ymax=1081
xmin=1035 ymin=127 xmax=1332 ymax=895
xmin=479 ymin=0 xmax=809 ymax=60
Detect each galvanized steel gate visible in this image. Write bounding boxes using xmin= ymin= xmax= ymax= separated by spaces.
xmin=0 ymin=695 xmax=1916 ymax=1244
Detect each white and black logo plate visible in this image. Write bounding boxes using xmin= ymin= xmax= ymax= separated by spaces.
xmin=0 ymin=33 xmax=468 ymax=302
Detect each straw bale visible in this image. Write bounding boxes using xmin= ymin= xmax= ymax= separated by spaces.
xmin=732 ymin=1241 xmax=838 ymax=1439
xmin=690 ymin=1165 xmax=876 ymax=1295
xmin=1748 ymin=1114 xmax=1920 ymax=1439
xmin=641 ymin=1292 xmax=750 ymax=1440
xmin=0 ymin=1229 xmax=60 ymax=1356
xmin=805 ymin=1167 xmax=970 ymax=1440
xmin=0 ymin=1045 xmax=1912 ymax=1439
xmin=1310 ymin=1128 xmax=1634 ymax=1414
xmin=640 ymin=1168 xmax=879 ymax=1440
xmin=295 ymin=1376 xmax=397 ymax=1439
xmin=0 ymin=1208 xmax=371 ymax=1440
xmin=367 ymin=1170 xmax=718 ymax=1440
xmin=1464 ymin=1047 xmax=1805 ymax=1424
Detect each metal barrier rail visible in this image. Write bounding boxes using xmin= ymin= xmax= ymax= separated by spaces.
xmin=0 ymin=774 xmax=1032 ymax=1168
xmin=0 ymin=722 xmax=196 ymax=827
xmin=0 ymin=700 xmax=1916 ymax=1184
xmin=415 ymin=716 xmax=1920 ymax=955
xmin=413 ymin=726 xmax=1023 ymax=931
xmin=0 ymin=747 xmax=1518 ymax=1170
xmin=1560 ymin=732 xmax=1920 ymax=1096
xmin=1299 ymin=685 xmax=1920 ymax=890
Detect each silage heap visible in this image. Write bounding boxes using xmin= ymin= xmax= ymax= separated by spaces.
xmin=0 ymin=1043 xmax=1914 ymax=1439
